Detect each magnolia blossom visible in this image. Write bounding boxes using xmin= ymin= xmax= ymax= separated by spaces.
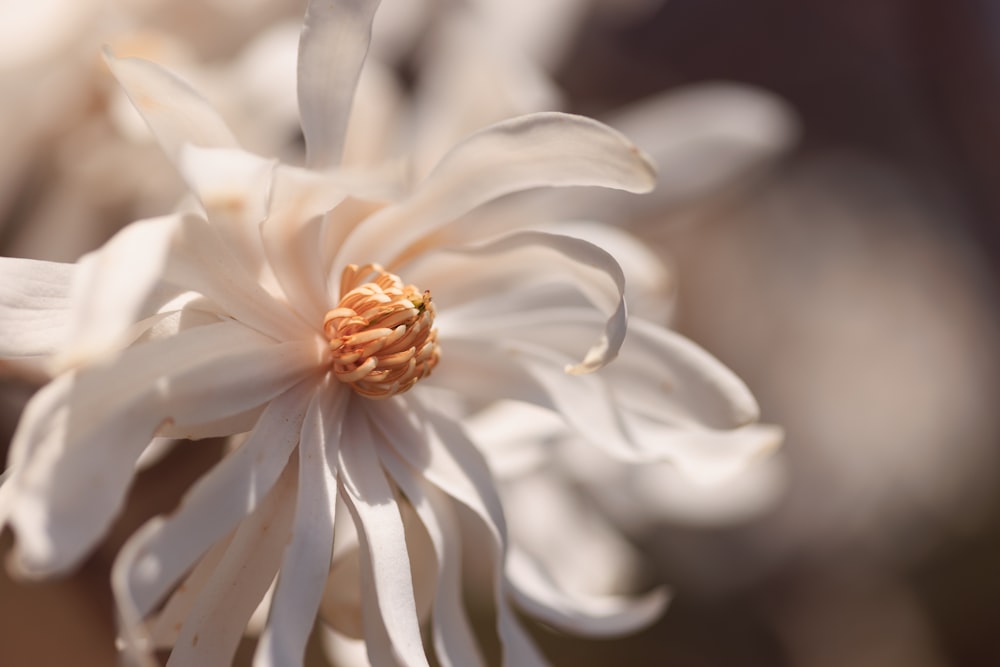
xmin=1 ymin=1 xmax=767 ymax=665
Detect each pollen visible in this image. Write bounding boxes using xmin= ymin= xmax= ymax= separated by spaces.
xmin=323 ymin=264 xmax=440 ymax=399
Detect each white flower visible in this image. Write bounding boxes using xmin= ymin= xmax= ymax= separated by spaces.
xmin=0 ymin=1 xmax=767 ymax=665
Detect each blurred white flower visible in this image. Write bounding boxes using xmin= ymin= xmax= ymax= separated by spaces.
xmin=0 ymin=1 xmax=774 ymax=665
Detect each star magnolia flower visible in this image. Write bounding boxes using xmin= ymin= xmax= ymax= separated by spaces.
xmin=0 ymin=1 xmax=763 ymax=665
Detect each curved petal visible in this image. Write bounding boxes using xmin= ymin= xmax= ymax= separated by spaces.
xmin=298 ymin=0 xmax=381 ymax=168
xmin=372 ymin=397 xmax=549 ymax=667
xmin=4 ymin=321 xmax=322 ymax=576
xmin=163 ymin=214 xmax=312 ymax=342
xmin=254 ymin=381 xmax=347 ymax=667
xmin=174 ymin=145 xmax=275 ymax=273
xmin=338 ymin=405 xmax=429 ymax=667
xmin=56 ymin=214 xmax=183 ymax=371
xmin=617 ymin=420 xmax=784 ymax=484
xmin=506 ymin=548 xmax=668 ymax=638
xmin=607 ymin=316 xmax=760 ymax=429
xmin=165 ymin=460 xmax=298 ymax=667
xmin=335 ymin=112 xmax=656 ymax=270
xmin=376 ymin=438 xmax=486 ymax=667
xmin=427 ymin=230 xmax=627 ymax=373
xmin=423 ymin=337 xmax=640 ymax=461
xmin=0 ymin=257 xmax=73 ymax=358
xmin=113 ymin=380 xmax=316 ymax=629
xmin=103 ymin=50 xmax=240 ymax=165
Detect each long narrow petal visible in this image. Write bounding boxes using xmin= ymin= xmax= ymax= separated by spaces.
xmin=372 ymin=398 xmax=549 ymax=667
xmin=0 ymin=257 xmax=73 ymax=358
xmin=165 ymin=459 xmax=298 ymax=667
xmin=144 ymin=533 xmax=233 ymax=651
xmin=376 ymin=437 xmax=486 ymax=667
xmin=5 ymin=322 xmax=322 ymax=576
xmin=335 ymin=112 xmax=656 ymax=270
xmin=425 ymin=230 xmax=627 ymax=373
xmin=506 ymin=548 xmax=669 ymax=638
xmin=113 ymin=380 xmax=316 ymax=626
xmin=254 ymin=381 xmax=347 ymax=667
xmin=103 ymin=51 xmax=240 ymax=163
xmin=298 ymin=0 xmax=381 ymax=168
xmin=338 ymin=406 xmax=430 ymax=667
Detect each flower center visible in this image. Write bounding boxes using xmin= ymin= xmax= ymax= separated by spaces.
xmin=323 ymin=264 xmax=440 ymax=399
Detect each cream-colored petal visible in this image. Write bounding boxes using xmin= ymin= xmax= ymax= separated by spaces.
xmin=335 ymin=112 xmax=656 ymax=271
xmin=103 ymin=51 xmax=239 ymax=165
xmin=254 ymin=381 xmax=346 ymax=667
xmin=113 ymin=381 xmax=316 ymax=631
xmin=376 ymin=435 xmax=486 ymax=667
xmin=506 ymin=548 xmax=668 ymax=637
xmin=427 ymin=230 xmax=627 ymax=373
xmin=55 ymin=214 xmax=183 ymax=371
xmin=165 ymin=460 xmax=297 ymax=667
xmin=4 ymin=322 xmax=321 ymax=577
xmin=297 ymin=0 xmax=381 ymax=168
xmin=338 ymin=407 xmax=430 ymax=667
xmin=0 ymin=257 xmax=73 ymax=358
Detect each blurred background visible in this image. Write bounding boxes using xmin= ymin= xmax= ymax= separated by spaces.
xmin=2 ymin=0 xmax=999 ymax=665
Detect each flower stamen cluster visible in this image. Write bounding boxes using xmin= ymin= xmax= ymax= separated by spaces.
xmin=323 ymin=263 xmax=440 ymax=398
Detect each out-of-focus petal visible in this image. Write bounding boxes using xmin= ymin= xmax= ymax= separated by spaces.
xmin=298 ymin=0 xmax=381 ymax=168
xmin=410 ymin=10 xmax=560 ymax=176
xmin=506 ymin=548 xmax=668 ymax=637
xmin=103 ymin=51 xmax=239 ymax=164
xmin=55 ymin=215 xmax=182 ymax=371
xmin=550 ymin=83 xmax=799 ymax=222
xmin=3 ymin=322 xmax=321 ymax=576
xmin=607 ymin=316 xmax=760 ymax=430
xmin=620 ymin=420 xmax=784 ymax=485
xmin=164 ymin=461 xmax=297 ymax=667
xmin=254 ymin=381 xmax=346 ymax=667
xmin=113 ymin=381 xmax=316 ymax=631
xmin=335 ymin=112 xmax=656 ymax=270
xmin=338 ymin=406 xmax=429 ymax=667
xmin=0 ymin=257 xmax=73 ymax=358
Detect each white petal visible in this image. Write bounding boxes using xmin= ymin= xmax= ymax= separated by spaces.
xmin=103 ymin=51 xmax=240 ymax=164
xmin=254 ymin=382 xmax=346 ymax=667
xmin=298 ymin=0 xmax=381 ymax=168
xmin=0 ymin=257 xmax=73 ymax=358
xmin=376 ymin=439 xmax=486 ymax=667
xmin=539 ymin=221 xmax=675 ymax=323
xmin=338 ymin=406 xmax=430 ymax=667
xmin=506 ymin=549 xmax=668 ymax=637
xmin=428 ymin=230 xmax=627 ymax=373
xmin=165 ymin=460 xmax=298 ymax=667
xmin=335 ymin=112 xmax=657 ymax=270
xmin=423 ymin=337 xmax=641 ymax=460
xmin=540 ymin=83 xmax=798 ymax=222
xmin=375 ymin=398 xmax=549 ymax=667
xmin=144 ymin=532 xmax=233 ymax=651
xmin=4 ymin=322 xmax=321 ymax=576
xmin=608 ymin=316 xmax=760 ymax=429
xmin=620 ymin=420 xmax=784 ymax=484
xmin=113 ymin=381 xmax=316 ymax=625
xmin=320 ymin=627 xmax=376 ymax=667
xmin=174 ymin=145 xmax=274 ymax=270
xmin=163 ymin=214 xmax=312 ymax=342
xmin=56 ymin=214 xmax=183 ymax=371
xmin=409 ymin=11 xmax=561 ymax=176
